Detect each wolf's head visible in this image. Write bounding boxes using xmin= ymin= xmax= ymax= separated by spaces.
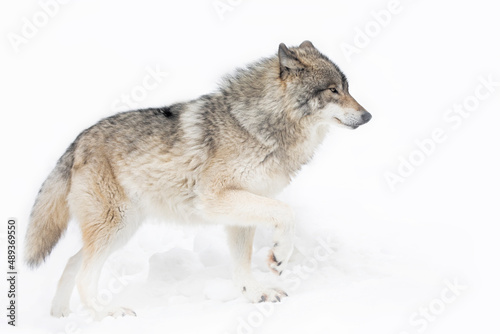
xmin=279 ymin=41 xmax=371 ymax=129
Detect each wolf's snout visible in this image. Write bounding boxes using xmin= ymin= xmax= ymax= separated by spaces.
xmin=361 ymin=111 xmax=372 ymax=124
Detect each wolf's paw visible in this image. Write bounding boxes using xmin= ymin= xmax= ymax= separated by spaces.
xmin=107 ymin=307 xmax=137 ymax=318
xmin=267 ymin=240 xmax=293 ymax=276
xmin=51 ymin=304 xmax=70 ymax=318
xmin=243 ymin=284 xmax=288 ymax=303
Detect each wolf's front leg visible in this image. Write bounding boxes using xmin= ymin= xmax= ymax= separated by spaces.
xmin=226 ymin=226 xmax=287 ymax=302
xmin=268 ymin=221 xmax=295 ymax=276
xmin=204 ymin=189 xmax=295 ymax=300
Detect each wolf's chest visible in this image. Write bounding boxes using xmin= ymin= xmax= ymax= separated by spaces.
xmin=235 ymin=157 xmax=292 ymax=197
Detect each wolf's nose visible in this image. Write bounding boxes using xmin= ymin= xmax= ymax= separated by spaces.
xmin=361 ymin=112 xmax=372 ymax=123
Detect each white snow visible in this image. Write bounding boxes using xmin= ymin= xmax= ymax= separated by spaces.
xmin=1 ymin=0 xmax=499 ymax=333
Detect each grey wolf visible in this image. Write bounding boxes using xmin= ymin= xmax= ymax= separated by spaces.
xmin=25 ymin=41 xmax=371 ymax=318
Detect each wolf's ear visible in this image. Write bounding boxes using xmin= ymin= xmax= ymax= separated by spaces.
xmin=279 ymin=43 xmax=304 ymax=80
xmin=299 ymin=40 xmax=315 ymax=49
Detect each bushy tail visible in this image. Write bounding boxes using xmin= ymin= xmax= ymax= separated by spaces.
xmin=25 ymin=144 xmax=75 ymax=268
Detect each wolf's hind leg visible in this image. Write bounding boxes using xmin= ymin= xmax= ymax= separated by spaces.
xmin=226 ymin=226 xmax=288 ymax=303
xmin=51 ymin=249 xmax=83 ymax=317
xmin=76 ymin=212 xmax=139 ymax=319
xmin=70 ymin=163 xmax=139 ymax=319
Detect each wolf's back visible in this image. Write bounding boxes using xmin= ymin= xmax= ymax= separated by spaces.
xmin=25 ymin=143 xmax=75 ymax=268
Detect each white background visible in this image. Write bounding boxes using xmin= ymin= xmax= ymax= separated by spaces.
xmin=1 ymin=0 xmax=499 ymax=333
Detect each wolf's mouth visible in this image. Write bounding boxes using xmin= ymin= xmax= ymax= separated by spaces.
xmin=334 ymin=117 xmax=358 ymax=129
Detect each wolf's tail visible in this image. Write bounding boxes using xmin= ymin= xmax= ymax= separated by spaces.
xmin=25 ymin=143 xmax=76 ymax=268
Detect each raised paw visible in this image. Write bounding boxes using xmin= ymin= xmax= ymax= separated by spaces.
xmin=267 ymin=240 xmax=293 ymax=276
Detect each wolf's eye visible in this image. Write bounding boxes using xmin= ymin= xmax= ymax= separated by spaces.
xmin=329 ymin=87 xmax=338 ymax=94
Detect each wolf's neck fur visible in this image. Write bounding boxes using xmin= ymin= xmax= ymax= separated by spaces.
xmin=217 ymin=55 xmax=328 ymax=170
